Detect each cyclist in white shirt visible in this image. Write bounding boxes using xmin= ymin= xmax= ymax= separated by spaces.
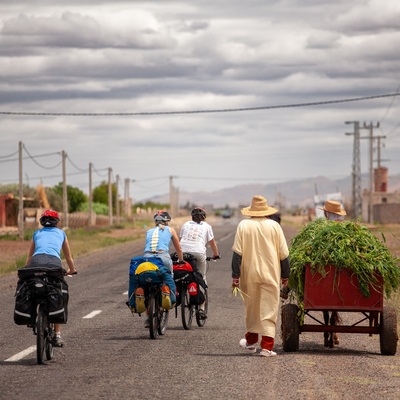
xmin=179 ymin=207 xmax=220 ymax=283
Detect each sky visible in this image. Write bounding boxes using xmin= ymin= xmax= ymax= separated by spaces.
xmin=1 ymin=0 xmax=400 ymax=203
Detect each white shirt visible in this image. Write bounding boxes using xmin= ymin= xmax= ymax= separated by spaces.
xmin=180 ymin=220 xmax=214 ymax=253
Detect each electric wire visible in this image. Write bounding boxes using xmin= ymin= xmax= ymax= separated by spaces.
xmin=0 ymin=92 xmax=399 ymax=117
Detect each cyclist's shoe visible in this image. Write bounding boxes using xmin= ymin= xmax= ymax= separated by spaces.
xmin=144 ymin=318 xmax=150 ymax=328
xmin=135 ymin=287 xmax=146 ymax=314
xmin=52 ymin=336 xmax=64 ymax=347
xmin=239 ymin=338 xmax=257 ymax=353
xmin=161 ymin=285 xmax=172 ymax=310
xmin=198 ymin=309 xmax=207 ymax=320
xmin=260 ymin=349 xmax=277 ymax=357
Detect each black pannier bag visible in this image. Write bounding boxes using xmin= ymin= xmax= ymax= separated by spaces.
xmin=187 ymin=281 xmax=206 ymax=305
xmin=14 ymin=266 xmax=68 ymax=325
xmin=47 ymin=279 xmax=69 ymax=324
xmin=14 ymin=280 xmax=36 ymax=325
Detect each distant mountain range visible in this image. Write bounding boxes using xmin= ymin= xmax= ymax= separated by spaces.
xmin=149 ymin=173 xmax=400 ymax=209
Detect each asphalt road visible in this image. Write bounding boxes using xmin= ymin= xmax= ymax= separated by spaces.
xmin=1 ymin=217 xmax=399 ymax=400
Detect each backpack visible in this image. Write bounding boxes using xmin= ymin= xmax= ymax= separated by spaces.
xmin=128 ymin=256 xmax=176 ymax=312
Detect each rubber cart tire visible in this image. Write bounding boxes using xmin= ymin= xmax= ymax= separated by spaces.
xmin=380 ymin=306 xmax=398 ymax=356
xmin=281 ymin=303 xmax=300 ymax=352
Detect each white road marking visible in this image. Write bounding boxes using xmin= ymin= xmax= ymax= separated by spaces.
xmin=5 ymin=345 xmax=36 ymax=362
xmin=123 ymin=291 xmax=128 ymax=295
xmin=83 ymin=310 xmax=102 ymax=319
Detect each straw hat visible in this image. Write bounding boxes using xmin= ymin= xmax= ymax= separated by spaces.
xmin=319 ymin=200 xmax=346 ymax=216
xmin=241 ymin=195 xmax=278 ymax=217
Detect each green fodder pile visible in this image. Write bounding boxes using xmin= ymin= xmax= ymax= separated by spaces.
xmin=288 ymin=218 xmax=400 ymax=300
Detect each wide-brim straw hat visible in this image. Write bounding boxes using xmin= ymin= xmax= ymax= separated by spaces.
xmin=241 ymin=195 xmax=278 ymax=217
xmin=319 ymin=200 xmax=346 ymax=216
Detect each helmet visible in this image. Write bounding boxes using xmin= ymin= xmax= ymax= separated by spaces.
xmin=39 ymin=209 xmax=60 ymax=227
xmin=153 ymin=210 xmax=171 ymax=224
xmin=191 ymin=207 xmax=206 ymax=222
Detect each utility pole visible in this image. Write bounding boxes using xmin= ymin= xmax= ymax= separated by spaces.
xmin=62 ymin=150 xmax=69 ymax=229
xmin=124 ymin=178 xmax=131 ymax=217
xmin=360 ymin=122 xmax=380 ymax=224
xmin=115 ymin=174 xmax=120 ymax=224
xmin=18 ymin=141 xmax=24 ymax=241
xmin=169 ymin=176 xmax=175 ymax=217
xmin=345 ymin=121 xmax=362 ymax=219
xmin=108 ymin=167 xmax=113 ymax=225
xmin=88 ymin=162 xmax=93 ymax=226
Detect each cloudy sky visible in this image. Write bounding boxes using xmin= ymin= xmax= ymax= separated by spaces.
xmin=1 ymin=0 xmax=400 ymax=203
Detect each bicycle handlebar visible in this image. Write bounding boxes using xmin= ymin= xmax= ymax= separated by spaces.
xmin=206 ymin=255 xmax=221 ymax=261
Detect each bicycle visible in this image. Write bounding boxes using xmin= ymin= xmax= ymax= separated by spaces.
xmin=144 ymin=282 xmax=169 ymax=339
xmin=173 ymin=255 xmax=219 ymax=330
xmin=14 ymin=266 xmax=75 ymax=364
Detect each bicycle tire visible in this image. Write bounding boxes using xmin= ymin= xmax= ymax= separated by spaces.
xmin=36 ymin=303 xmax=47 ymax=364
xmin=196 ymin=289 xmax=208 ymax=327
xmin=181 ymin=286 xmax=194 ymax=330
xmin=46 ymin=323 xmax=55 ymax=361
xmin=158 ymin=306 xmax=169 ymax=336
xmin=148 ymin=293 xmax=158 ymax=339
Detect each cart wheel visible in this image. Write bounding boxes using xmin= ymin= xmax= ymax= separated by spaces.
xmin=380 ymin=306 xmax=398 ymax=356
xmin=281 ymin=303 xmax=300 ymax=352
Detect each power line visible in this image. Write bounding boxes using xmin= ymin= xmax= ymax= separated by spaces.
xmin=0 ymin=92 xmax=399 ymax=117
xmin=23 ymin=144 xmax=62 ymax=170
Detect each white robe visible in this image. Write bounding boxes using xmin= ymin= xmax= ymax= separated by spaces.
xmin=232 ymin=217 xmax=289 ymax=337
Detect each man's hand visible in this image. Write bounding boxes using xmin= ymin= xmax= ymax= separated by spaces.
xmin=232 ymin=277 xmax=240 ymax=288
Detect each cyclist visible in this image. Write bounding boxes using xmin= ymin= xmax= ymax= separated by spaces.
xmin=26 ymin=209 xmax=77 ymax=347
xmin=143 ymin=210 xmax=184 ymax=271
xmin=141 ymin=210 xmax=183 ymax=327
xmin=179 ymin=207 xmax=220 ymax=283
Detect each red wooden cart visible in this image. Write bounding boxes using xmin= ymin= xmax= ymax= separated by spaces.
xmin=281 ymin=265 xmax=398 ymax=355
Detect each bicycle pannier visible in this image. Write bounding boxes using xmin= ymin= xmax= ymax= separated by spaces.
xmin=14 ymin=280 xmax=35 ymax=325
xmin=188 ymin=282 xmax=205 ymax=305
xmin=47 ymin=280 xmax=69 ymax=324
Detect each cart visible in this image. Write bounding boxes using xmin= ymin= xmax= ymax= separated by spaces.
xmin=281 ymin=265 xmax=398 ymax=355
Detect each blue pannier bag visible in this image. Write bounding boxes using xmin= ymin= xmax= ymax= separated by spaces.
xmin=128 ymin=256 xmax=176 ymax=311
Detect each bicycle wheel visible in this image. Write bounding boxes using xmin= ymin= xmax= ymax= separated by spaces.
xmin=158 ymin=305 xmax=169 ymax=336
xmin=148 ymin=293 xmax=159 ymax=339
xmin=46 ymin=324 xmax=55 ymax=361
xmin=196 ymin=289 xmax=208 ymax=327
xmin=36 ymin=303 xmax=47 ymax=364
xmin=181 ymin=286 xmax=194 ymax=330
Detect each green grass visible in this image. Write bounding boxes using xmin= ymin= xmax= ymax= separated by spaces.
xmin=0 ymin=223 xmax=146 ymax=276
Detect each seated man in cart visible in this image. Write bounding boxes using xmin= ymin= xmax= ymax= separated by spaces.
xmin=319 ymin=200 xmax=346 ymax=347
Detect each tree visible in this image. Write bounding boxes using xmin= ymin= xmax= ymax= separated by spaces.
xmin=92 ymin=181 xmax=117 ymax=212
xmin=53 ymin=183 xmax=88 ymax=213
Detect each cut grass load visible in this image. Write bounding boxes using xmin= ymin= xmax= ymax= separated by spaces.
xmin=289 ymin=218 xmax=400 ymax=304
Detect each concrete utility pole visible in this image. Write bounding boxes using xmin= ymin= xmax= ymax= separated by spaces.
xmin=88 ymin=162 xmax=93 ymax=226
xmin=62 ymin=150 xmax=69 ymax=229
xmin=345 ymin=121 xmax=362 ymax=219
xmin=108 ymin=167 xmax=113 ymax=225
xmin=169 ymin=176 xmax=179 ymax=217
xmin=360 ymin=122 xmax=380 ymax=224
xmin=18 ymin=141 xmax=24 ymax=240
xmin=115 ymin=174 xmax=120 ymax=224
xmin=124 ymin=178 xmax=131 ymax=217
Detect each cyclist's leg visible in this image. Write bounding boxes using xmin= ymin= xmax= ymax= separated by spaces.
xmin=187 ymin=252 xmax=207 ymax=312
xmin=53 ymin=323 xmax=63 ymax=347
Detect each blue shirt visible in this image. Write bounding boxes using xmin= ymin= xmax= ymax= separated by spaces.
xmin=32 ymin=227 xmax=66 ymax=259
xmin=144 ymin=226 xmax=172 ymax=253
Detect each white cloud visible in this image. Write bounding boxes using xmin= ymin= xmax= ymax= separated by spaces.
xmin=1 ymin=0 xmax=399 ymax=202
